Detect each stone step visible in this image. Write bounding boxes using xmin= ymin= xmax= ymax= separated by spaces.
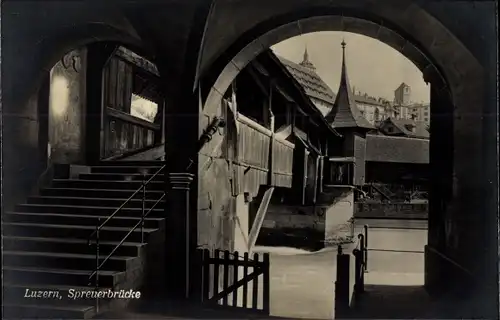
xmin=26 ymin=196 xmax=165 ymax=210
xmin=3 ymin=250 xmax=136 ymax=272
xmin=3 ymin=266 xmax=125 ymax=287
xmin=3 ymin=222 xmax=157 ymax=242
xmin=91 ymin=165 xmax=163 ymax=174
xmin=3 ymin=302 xmax=97 ymax=319
xmin=51 ymin=179 xmax=165 ymax=191
xmin=98 ymin=160 xmax=165 ymax=167
xmin=4 ymin=212 xmax=164 ymax=230
xmin=15 ymin=203 xmax=164 ymax=217
xmin=40 ymin=187 xmax=165 ymax=200
xmin=79 ymin=172 xmax=165 ymax=182
xmin=3 ymin=236 xmax=144 ymax=256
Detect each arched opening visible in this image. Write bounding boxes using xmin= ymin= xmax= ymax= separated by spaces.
xmin=216 ymin=30 xmax=433 ymax=318
xmin=198 ymin=9 xmax=485 ymax=319
xmin=2 ymin=36 xmax=161 ymax=209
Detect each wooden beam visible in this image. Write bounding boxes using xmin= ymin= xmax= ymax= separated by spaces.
xmin=106 ymin=107 xmax=160 ymax=131
xmin=85 ymin=43 xmax=119 ymax=164
xmin=319 ymin=156 xmax=324 ymax=193
xmin=313 ymin=155 xmax=320 ymax=203
xmin=248 ymin=187 xmax=275 ymax=253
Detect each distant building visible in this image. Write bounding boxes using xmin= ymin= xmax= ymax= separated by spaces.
xmin=351 ymin=90 xmax=396 ymax=125
xmin=378 ymin=118 xmax=430 ymax=139
xmin=394 ymin=82 xmax=411 ymax=106
xmin=405 ymin=103 xmax=431 ymax=126
xmin=279 ymin=49 xmax=400 ymax=126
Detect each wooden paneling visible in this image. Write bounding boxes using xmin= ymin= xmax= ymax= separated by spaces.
xmin=101 ymin=55 xmax=161 ymax=159
xmin=271 ymin=137 xmax=294 ymax=188
xmin=237 ymin=114 xmax=271 ymax=170
xmin=104 ymin=116 xmax=156 ymax=158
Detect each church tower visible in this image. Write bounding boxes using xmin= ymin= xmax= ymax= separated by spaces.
xmin=299 ymin=47 xmax=316 ymax=70
xmin=325 ymin=40 xmax=374 ymax=186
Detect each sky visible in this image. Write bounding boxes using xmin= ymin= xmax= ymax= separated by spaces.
xmin=271 ymin=31 xmax=430 ymax=103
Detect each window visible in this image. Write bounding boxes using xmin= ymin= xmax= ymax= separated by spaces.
xmin=424 ymin=112 xmax=428 ymax=116
xmin=387 ymin=127 xmax=394 ymax=133
xmin=424 ymin=118 xmax=428 ymax=122
xmin=130 ymin=94 xmax=158 ymax=123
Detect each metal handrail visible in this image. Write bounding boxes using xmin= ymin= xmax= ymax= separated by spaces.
xmin=87 ymin=164 xmax=166 ymax=242
xmin=87 ymin=116 xmax=227 ymax=310
xmin=89 ymin=192 xmax=166 ymax=281
xmin=87 ymin=163 xmax=166 ymax=312
xmin=87 ymin=164 xmax=166 ymax=276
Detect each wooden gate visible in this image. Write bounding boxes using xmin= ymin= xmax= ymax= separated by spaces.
xmin=196 ymin=249 xmax=270 ymax=315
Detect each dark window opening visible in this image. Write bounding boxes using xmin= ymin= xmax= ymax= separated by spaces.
xmin=235 ymin=70 xmax=269 ymax=127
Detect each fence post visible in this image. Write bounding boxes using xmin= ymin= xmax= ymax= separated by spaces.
xmin=363 ymin=225 xmax=369 ymax=272
xmin=191 ymin=249 xmax=203 ymax=302
xmin=251 ymin=253 xmax=259 ymax=310
xmin=202 ymin=249 xmax=210 ymax=302
xmin=353 ymin=249 xmax=364 ymax=298
xmin=263 ymin=253 xmax=270 ymax=315
xmin=335 ymin=245 xmax=350 ymax=317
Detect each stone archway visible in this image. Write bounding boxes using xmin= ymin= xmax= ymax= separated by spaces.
xmin=197 ymin=1 xmax=490 ymax=314
xmin=1 ymin=10 xmax=152 ymax=209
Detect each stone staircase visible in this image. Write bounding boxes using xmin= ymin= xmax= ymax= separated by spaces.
xmin=2 ymin=161 xmax=167 ymax=319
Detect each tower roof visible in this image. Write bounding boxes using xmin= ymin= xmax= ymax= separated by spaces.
xmin=325 ymin=41 xmax=374 ymax=130
xmin=299 ymin=47 xmax=316 ymax=70
xmin=396 ymin=82 xmax=409 ymax=91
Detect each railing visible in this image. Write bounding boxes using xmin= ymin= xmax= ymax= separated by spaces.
xmin=353 ymin=234 xmax=366 ymax=299
xmin=236 ymin=113 xmax=271 ymax=171
xmin=335 ymin=225 xmax=369 ymax=315
xmin=271 ymin=137 xmax=294 ymax=187
xmin=87 ymin=164 xmax=166 ymax=311
xmin=103 ymin=108 xmax=160 ymax=159
xmin=87 ymin=116 xmax=227 ymax=311
xmin=355 ymin=202 xmax=428 ymax=219
xmin=196 ymin=249 xmax=270 ymax=314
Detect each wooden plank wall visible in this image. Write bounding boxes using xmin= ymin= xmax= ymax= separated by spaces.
xmin=233 ymin=113 xmax=295 ymax=196
xmin=271 ymin=138 xmax=294 ymax=187
xmin=101 ymin=55 xmax=160 ymax=159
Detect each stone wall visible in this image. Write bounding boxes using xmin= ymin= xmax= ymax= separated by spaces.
xmin=48 ymin=48 xmax=87 ymax=164
xmin=2 ymin=47 xmax=88 ymax=211
xmin=234 ymin=194 xmax=250 ymax=253
xmin=259 ymin=188 xmax=355 ymax=247
xmin=355 ymin=202 xmax=428 ymax=219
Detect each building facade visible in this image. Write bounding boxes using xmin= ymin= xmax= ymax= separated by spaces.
xmin=278 ymin=50 xmax=423 ymax=127
xmin=394 ymin=82 xmax=411 ymax=106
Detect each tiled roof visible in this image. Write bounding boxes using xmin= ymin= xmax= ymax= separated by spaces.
xmin=381 ymin=118 xmax=430 ymax=139
xmin=257 ymin=50 xmax=341 ymax=138
xmin=277 ymin=56 xmax=336 ymax=105
xmin=324 ymin=42 xmax=374 ymax=130
xmin=365 ymin=134 xmax=429 ymax=164
xmin=396 ymin=82 xmax=409 ymax=91
xmin=354 ymin=94 xmax=387 ymax=106
xmin=277 ymin=55 xmax=391 ymax=120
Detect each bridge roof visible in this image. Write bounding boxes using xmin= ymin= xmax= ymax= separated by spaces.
xmin=365 ymin=134 xmax=429 ymax=164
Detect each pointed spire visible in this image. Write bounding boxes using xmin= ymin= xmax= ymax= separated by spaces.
xmin=325 ymin=40 xmax=374 ymax=130
xmin=300 ymin=46 xmax=316 ymax=70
